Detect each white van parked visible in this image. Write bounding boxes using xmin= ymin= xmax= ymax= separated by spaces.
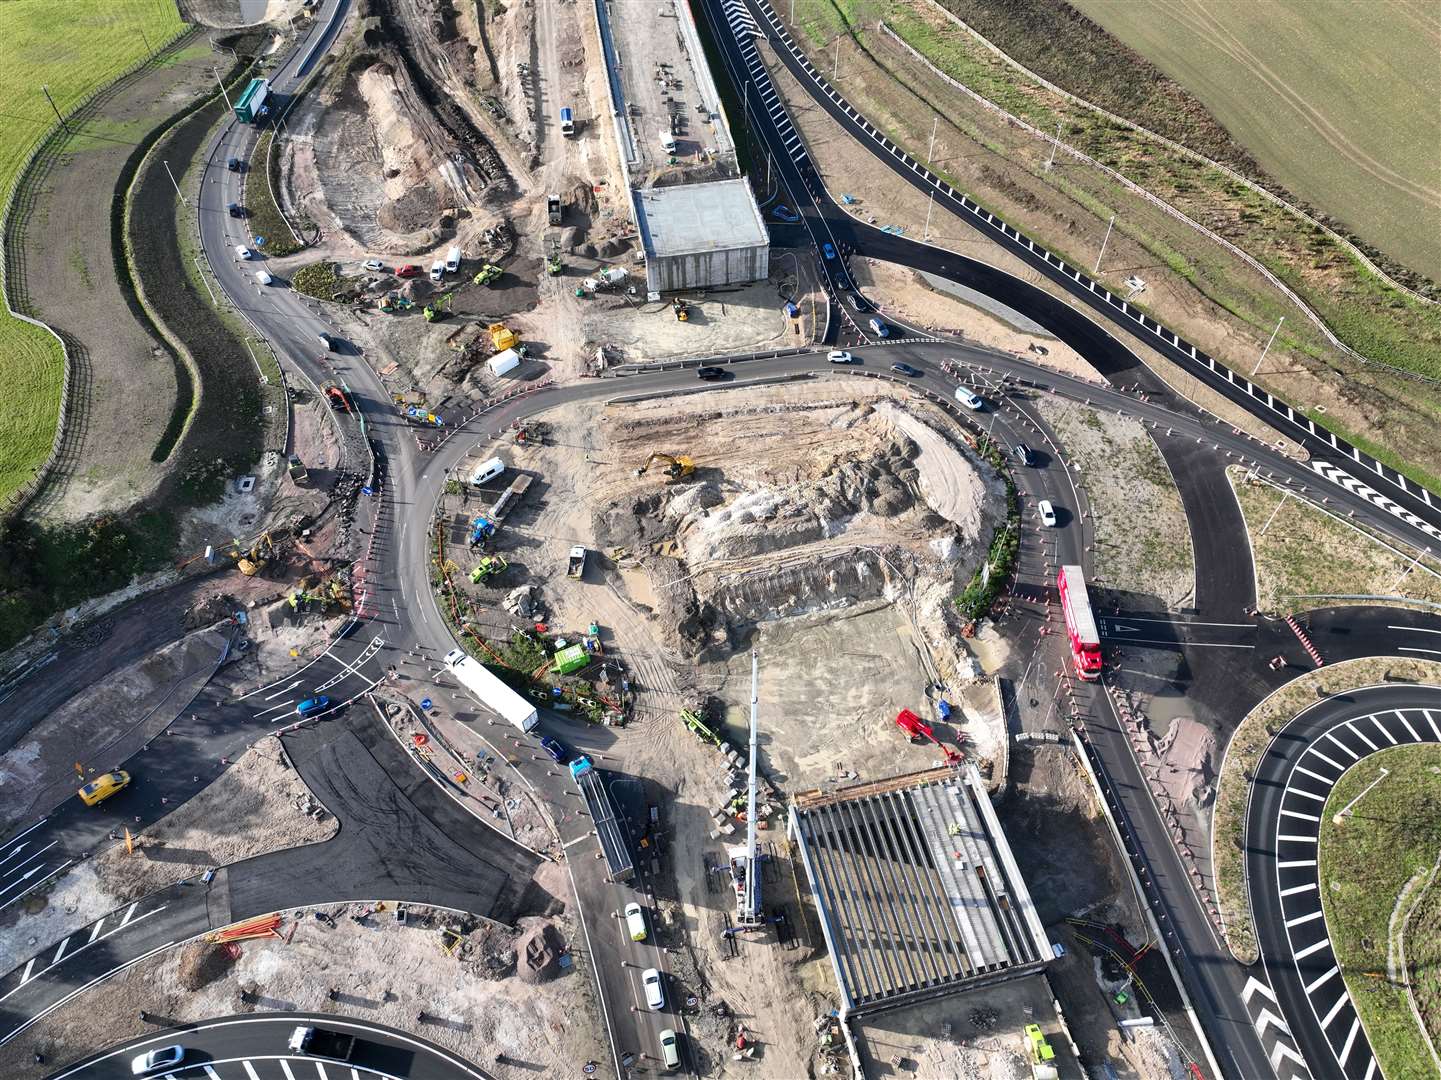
xmin=445 ymin=246 xmax=462 ymax=274
xmin=660 ymin=130 xmax=677 ymax=154
xmin=470 ymin=456 xmax=506 ymax=486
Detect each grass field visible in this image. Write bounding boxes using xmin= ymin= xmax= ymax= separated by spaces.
xmin=1320 ymin=745 xmax=1441 ymax=1078
xmin=0 ymin=0 xmax=185 ymax=507
xmin=1069 ymin=0 xmax=1441 ymax=284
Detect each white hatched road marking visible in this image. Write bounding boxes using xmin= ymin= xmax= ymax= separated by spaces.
xmin=1305 ymin=965 xmax=1340 ymax=995
xmin=1278 ymin=859 xmax=1318 ymax=869
xmin=1319 ymin=992 xmax=1349 ymax=1029
xmin=244 ymin=1064 xmax=261 ymax=1080
xmin=1280 ymin=809 xmax=1320 ymax=823
xmin=1324 ymin=731 xmax=1359 ymax=760
xmin=1294 ymin=938 xmax=1330 ymax=960
xmin=1281 ymin=882 xmax=1318 ymax=897
xmin=1345 ymin=719 xmax=1379 ymax=751
xmin=1371 ymin=716 xmax=1398 ymax=745
xmin=1285 ymin=909 xmax=1325 ymax=929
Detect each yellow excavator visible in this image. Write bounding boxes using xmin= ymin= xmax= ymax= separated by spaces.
xmin=233 ymin=532 xmax=275 ymax=576
xmin=635 ymin=452 xmax=695 ymax=481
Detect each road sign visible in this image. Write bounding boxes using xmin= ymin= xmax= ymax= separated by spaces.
xmin=420 ymin=698 xmax=433 ymax=711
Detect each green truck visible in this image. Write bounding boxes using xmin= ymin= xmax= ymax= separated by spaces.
xmin=234 ymin=78 xmax=271 ymax=124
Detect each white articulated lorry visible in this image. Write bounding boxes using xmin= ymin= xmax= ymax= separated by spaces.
xmin=443 ymin=648 xmax=539 ymax=733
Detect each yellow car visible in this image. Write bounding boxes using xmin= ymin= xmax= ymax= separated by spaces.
xmin=78 ymin=770 xmax=131 ymax=807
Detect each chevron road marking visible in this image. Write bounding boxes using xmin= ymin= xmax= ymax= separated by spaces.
xmin=1256 ymin=1007 xmax=1292 ymax=1037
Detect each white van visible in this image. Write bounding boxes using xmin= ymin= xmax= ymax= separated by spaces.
xmin=955 ymin=387 xmax=985 ymax=410
xmin=469 ymin=456 xmax=506 ymax=486
xmin=445 ymin=246 xmax=462 ymax=274
xmin=254 ymin=270 xmax=273 ymax=286
xmin=660 ymin=130 xmax=677 ymax=154
xmin=429 ymin=260 xmax=445 ymax=282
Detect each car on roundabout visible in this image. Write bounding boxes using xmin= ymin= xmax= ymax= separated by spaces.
xmin=890 ymin=362 xmax=921 ymax=377
xmin=296 ymin=696 xmax=331 ymax=718
xmin=79 ymin=770 xmax=131 ymax=807
xmin=827 ymin=350 xmax=854 ymax=364
xmin=131 ymin=1046 xmax=185 ymax=1075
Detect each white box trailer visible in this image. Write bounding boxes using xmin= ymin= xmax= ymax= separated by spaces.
xmin=488 ymin=348 xmax=521 ymax=377
xmin=444 ymin=648 xmax=538 ymax=733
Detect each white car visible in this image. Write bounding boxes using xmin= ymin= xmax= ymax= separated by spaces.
xmin=254 ymin=270 xmax=273 ymax=286
xmin=642 ymin=967 xmax=665 ymax=1010
xmin=954 ymin=387 xmax=984 ymax=410
xmin=827 ymin=350 xmax=854 ymax=364
xmin=362 ymin=258 xmax=383 ymax=272
xmin=1037 ymin=499 xmax=1057 ymax=527
xmin=624 ymin=902 xmax=647 ymax=941
xmin=131 ymin=1046 xmax=184 ymax=1075
xmin=235 ymin=244 xmax=252 ymax=260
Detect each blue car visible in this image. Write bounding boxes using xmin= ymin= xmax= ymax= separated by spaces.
xmin=540 ymin=736 xmax=568 ymax=763
xmin=771 ymin=204 xmax=799 ymax=223
xmin=296 ymin=695 xmax=331 ymax=718
xmin=822 ymin=242 xmax=836 ymax=260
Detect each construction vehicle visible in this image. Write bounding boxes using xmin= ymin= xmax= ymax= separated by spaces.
xmin=513 ymin=421 xmax=547 ymax=446
xmin=488 ymin=322 xmax=518 ymax=351
xmin=895 ymin=708 xmax=963 ymax=764
xmin=727 ymin=652 xmax=765 ymax=927
xmin=379 ymin=294 xmax=414 ymax=314
xmin=287 ymin=455 xmax=308 ymax=484
xmin=233 ymin=532 xmax=275 ymax=577
xmin=554 ymin=643 xmax=590 ymax=676
xmin=635 ymin=452 xmax=695 ymax=481
xmin=468 ymin=515 xmax=497 ymax=548
xmin=469 ymin=554 xmax=508 ymax=583
xmin=472 ymin=263 xmax=503 ymax=286
xmin=545 ymin=242 xmax=563 ymax=275
xmin=681 ymin=707 xmax=722 ymax=746
xmin=444 ymin=648 xmax=538 ymax=732
xmin=568 ymin=546 xmax=587 ymax=579
xmin=673 ymin=298 xmax=689 ymax=322
xmin=234 ymin=78 xmax=271 ymax=124
xmin=423 ymin=292 xmax=454 ymax=322
xmin=324 ymin=385 xmax=352 ymax=412
xmin=548 ymin=194 xmax=562 ymax=225
xmin=570 ymin=757 xmax=634 ymax=881
xmin=1025 ymin=1025 xmax=1058 ymax=1080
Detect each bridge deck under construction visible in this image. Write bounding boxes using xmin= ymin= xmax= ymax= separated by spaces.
xmin=789 ymin=764 xmax=1051 ymax=1015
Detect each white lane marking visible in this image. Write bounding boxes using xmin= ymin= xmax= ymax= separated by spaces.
xmin=1364 ymin=1055 xmax=1378 ymax=1079
xmin=0 ymin=904 xmax=166 ymax=1004
xmin=244 ymin=1064 xmax=260 ymax=1080
xmin=1325 ymin=731 xmax=1359 ymax=761
xmin=280 ymin=1060 xmax=297 ymax=1080
xmin=1372 ymin=716 xmax=1398 ymax=745
xmin=1286 ymin=909 xmax=1325 ymax=928
xmin=120 ymin=902 xmax=139 ymax=927
xmin=52 ymin=937 xmax=69 ymax=964
xmin=1293 ymin=765 xmax=1334 ymax=786
xmin=88 ymin=917 xmax=106 ymax=943
xmin=1389 ymin=624 xmax=1441 ymax=634
xmin=1278 ymin=859 xmax=1318 ymax=869
xmin=1339 ymin=1016 xmax=1361 ymax=1064
xmin=317 ymin=1064 xmax=330 ymax=1080
xmin=1277 ymin=834 xmax=1318 ymax=844
xmin=1294 ymin=937 xmax=1331 ymax=960
xmin=1281 ymin=809 xmax=1320 ymax=823
xmin=1306 ymin=964 xmax=1339 ymax=994
xmin=1397 ymin=711 xmax=1421 ymax=741
xmin=264 ymin=679 xmax=302 ymax=701
xmin=1281 ymin=882 xmax=1319 ymax=897
xmin=1428 ymin=710 xmax=1441 ymax=740
xmin=0 ymin=820 xmax=48 ymax=854
xmin=1320 ymin=991 xmax=1350 ymax=1029
xmin=203 ymin=1067 xmax=222 ymax=1080
xmin=3 ymin=841 xmax=56 ymax=876
xmin=18 ymin=959 xmax=34 ymax=986
xmin=1097 ymin=637 xmax=1254 ymax=649
xmin=0 ymin=859 xmax=71 ymax=912
xmin=1400 ymin=646 xmax=1441 ymax=656
xmin=1 ymin=937 xmax=177 ymax=1045
xmin=1306 ymin=746 xmax=1346 ymax=773
xmin=1289 ymin=788 xmax=1328 ymax=803
xmin=256 ymin=698 xmax=298 ymax=717
xmin=1346 ymin=719 xmax=1379 ymax=751
xmin=1242 ymin=976 xmax=1276 ymax=1004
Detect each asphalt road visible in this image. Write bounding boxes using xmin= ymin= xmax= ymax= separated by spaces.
xmin=1245 ymin=683 xmax=1441 ymax=1080
xmin=47 ymin=1013 xmax=493 ymax=1079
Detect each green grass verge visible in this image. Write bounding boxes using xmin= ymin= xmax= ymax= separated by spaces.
xmin=247 ymin=130 xmax=304 ymax=257
xmin=1211 ymin=658 xmax=1441 ymax=964
xmin=0 ymin=0 xmax=185 ymax=506
xmin=1320 ymin=745 xmax=1441 ymax=1078
xmin=292 ymin=261 xmax=343 ymax=301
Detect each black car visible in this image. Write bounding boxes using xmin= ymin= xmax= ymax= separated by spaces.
xmin=697 ymin=366 xmax=726 ymax=381
xmin=890 ymin=363 xmax=921 ymax=377
xmin=1013 ymin=444 xmax=1036 ymax=466
xmin=226 ymin=157 xmax=245 ymax=172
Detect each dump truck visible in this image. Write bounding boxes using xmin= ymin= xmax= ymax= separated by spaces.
xmin=567 ymin=545 xmax=586 ymax=579
xmin=1025 ymin=1025 xmax=1057 ymax=1080
xmin=234 ymin=78 xmax=270 ymax=124
xmin=287 ymin=455 xmax=308 ymax=484
xmin=560 ymin=107 xmax=575 ymax=136
xmin=488 ymin=323 xmax=518 ymax=351
xmin=288 ymin=1025 xmax=355 ymax=1060
xmin=548 ymin=194 xmax=562 ymax=225
xmin=444 ymin=648 xmax=539 ymax=733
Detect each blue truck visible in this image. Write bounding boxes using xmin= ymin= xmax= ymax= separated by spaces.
xmin=570 ymin=757 xmax=634 ymax=882
xmin=560 ymin=107 xmax=575 ymax=136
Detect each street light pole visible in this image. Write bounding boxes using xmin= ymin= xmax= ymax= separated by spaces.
xmin=927 ymin=116 xmax=938 ymax=166
xmin=834 ymin=36 xmax=840 ymax=81
xmin=1258 ymin=488 xmax=1292 ymax=537
xmin=1332 ymin=767 xmax=1390 ymax=825
xmin=214 ymin=66 xmax=234 ymax=114
xmin=41 ymin=86 xmax=69 ymax=134
xmin=162 ymin=159 xmax=188 ymax=206
xmin=1094 ymin=214 xmax=1115 ymax=274
xmin=1045 ymin=121 xmax=1061 ymax=170
xmin=1250 ymin=315 xmax=1285 ymax=377
xmin=923 ymin=190 xmax=935 ymax=242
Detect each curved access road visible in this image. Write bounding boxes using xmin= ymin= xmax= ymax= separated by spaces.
xmin=47 ymin=1013 xmax=492 ymax=1079
xmin=1245 ymin=683 xmax=1441 ymax=1080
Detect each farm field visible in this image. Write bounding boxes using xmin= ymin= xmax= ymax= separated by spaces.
xmin=1070 ymin=0 xmax=1441 ymax=283
xmin=1320 ymin=745 xmax=1441 ymax=1078
xmin=0 ymin=0 xmax=186 ymax=508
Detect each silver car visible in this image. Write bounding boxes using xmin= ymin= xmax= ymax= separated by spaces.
xmin=131 ymin=1045 xmax=184 ymax=1075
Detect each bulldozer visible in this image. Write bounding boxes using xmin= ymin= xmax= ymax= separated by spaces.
xmin=469 ymin=554 xmax=508 ymax=583
xmin=635 ymin=452 xmax=695 ymax=481
xmin=423 ymin=292 xmax=454 ymax=322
